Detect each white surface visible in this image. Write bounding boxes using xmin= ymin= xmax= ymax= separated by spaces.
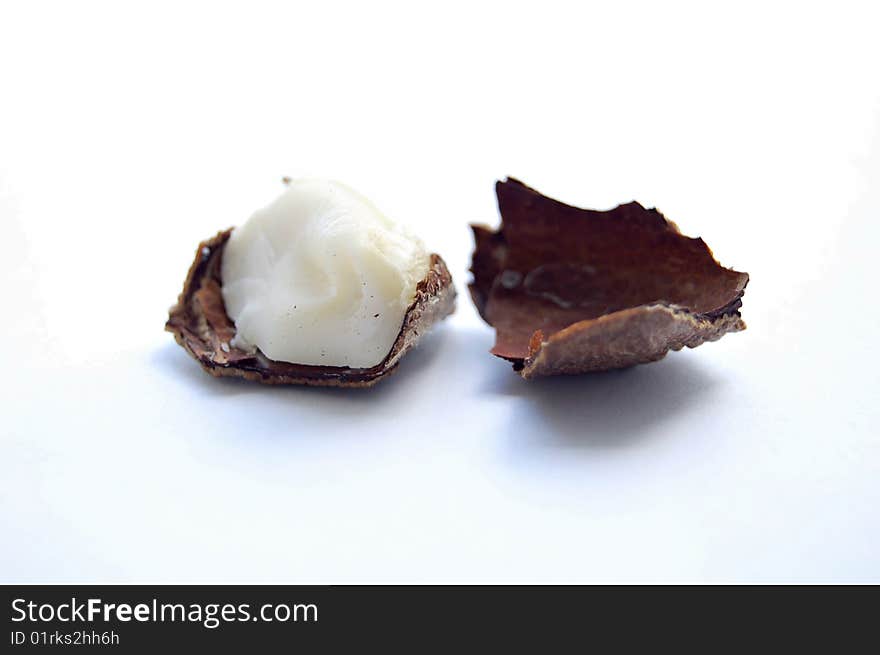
xmin=1 ymin=1 xmax=878 ymax=583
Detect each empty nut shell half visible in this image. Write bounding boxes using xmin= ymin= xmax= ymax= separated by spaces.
xmin=166 ymin=229 xmax=456 ymax=387
xmin=469 ymin=178 xmax=749 ymax=378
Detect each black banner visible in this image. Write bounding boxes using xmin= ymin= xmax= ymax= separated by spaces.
xmin=1 ymin=585 xmax=876 ymax=651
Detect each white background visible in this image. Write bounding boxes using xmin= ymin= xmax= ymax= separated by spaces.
xmin=2 ymin=1 xmax=878 ymax=582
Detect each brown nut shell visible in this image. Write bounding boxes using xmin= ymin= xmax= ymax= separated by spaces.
xmin=469 ymin=178 xmax=748 ymax=378
xmin=166 ymin=229 xmax=456 ymax=387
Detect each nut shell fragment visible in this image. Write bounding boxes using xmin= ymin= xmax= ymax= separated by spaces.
xmin=166 ymin=230 xmax=456 ymax=387
xmin=469 ymin=178 xmax=749 ymax=378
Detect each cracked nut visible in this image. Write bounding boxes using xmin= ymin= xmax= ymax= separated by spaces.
xmin=166 ymin=179 xmax=456 ymax=387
